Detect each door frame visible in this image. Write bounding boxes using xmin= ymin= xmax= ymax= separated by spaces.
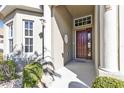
xmin=75 ymin=27 xmax=92 ymax=61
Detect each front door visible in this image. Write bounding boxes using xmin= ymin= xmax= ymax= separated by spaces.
xmin=76 ymin=28 xmax=92 ymax=59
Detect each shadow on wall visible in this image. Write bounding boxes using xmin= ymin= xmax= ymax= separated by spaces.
xmin=68 ymin=81 xmax=89 ymax=88
xmin=52 ymin=6 xmax=73 ymax=65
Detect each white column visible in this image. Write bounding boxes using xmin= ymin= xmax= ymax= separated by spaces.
xmin=103 ymin=5 xmax=118 ymax=72
xmin=44 ymin=5 xmax=52 ymax=61
xmin=94 ymin=5 xmax=99 ymax=74
xmin=119 ymin=5 xmax=124 ymax=73
xmin=99 ymin=6 xmax=105 ymax=68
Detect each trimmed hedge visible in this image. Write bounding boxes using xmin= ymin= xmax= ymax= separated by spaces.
xmin=92 ymin=76 xmax=124 ymax=88
xmin=22 ymin=62 xmax=43 ymax=88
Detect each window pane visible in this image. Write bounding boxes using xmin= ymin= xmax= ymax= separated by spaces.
xmin=87 ymin=21 xmax=91 ymax=24
xmin=88 ymin=32 xmax=91 ymax=41
xmin=25 ymin=46 xmax=29 ymax=52
xmin=25 ymin=21 xmax=28 ymax=28
xmin=29 ymin=30 xmax=33 ymax=36
xmin=30 ymin=46 xmax=33 ymax=52
xmin=75 ymin=20 xmax=78 ymax=23
xmin=30 ymin=22 xmax=33 ymax=29
xmin=83 ymin=18 xmax=86 ymax=21
xmin=25 ymin=38 xmax=29 ymax=45
xmin=79 ymin=19 xmax=82 ymax=23
xmin=75 ymin=23 xmax=78 ymax=26
xmin=79 ymin=22 xmax=82 ymax=26
xmin=24 ymin=20 xmax=33 ymax=53
xmin=9 ymin=39 xmax=13 ymax=52
xmin=25 ymin=29 xmax=28 ymax=36
xmin=87 ymin=16 xmax=91 ymax=20
xmin=83 ymin=22 xmax=86 ymax=25
xmin=87 ymin=32 xmax=91 ymax=57
xmin=30 ymin=38 xmax=33 ymax=45
xmin=10 ymin=25 xmax=13 ymax=37
xmin=9 ymin=24 xmax=13 ymax=37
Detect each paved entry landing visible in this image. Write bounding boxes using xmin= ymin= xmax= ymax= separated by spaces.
xmin=65 ymin=60 xmax=96 ymax=87
xmin=48 ymin=67 xmax=89 ymax=88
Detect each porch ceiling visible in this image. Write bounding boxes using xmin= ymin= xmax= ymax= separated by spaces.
xmin=65 ymin=5 xmax=94 ymax=18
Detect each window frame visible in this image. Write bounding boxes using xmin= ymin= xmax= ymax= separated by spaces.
xmin=74 ymin=15 xmax=92 ymax=27
xmin=7 ymin=22 xmax=13 ymax=53
xmin=23 ymin=20 xmax=34 ymax=53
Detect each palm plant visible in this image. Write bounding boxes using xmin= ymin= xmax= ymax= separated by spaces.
xmin=22 ymin=49 xmax=62 ymax=88
xmin=32 ymin=51 xmax=61 ymax=81
xmin=4 ymin=43 xmax=61 ymax=88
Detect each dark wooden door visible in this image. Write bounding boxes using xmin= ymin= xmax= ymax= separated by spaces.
xmin=76 ymin=28 xmax=92 ymax=59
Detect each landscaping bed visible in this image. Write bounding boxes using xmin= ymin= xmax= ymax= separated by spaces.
xmin=0 ymin=78 xmax=22 ymax=88
xmin=0 ymin=47 xmax=60 ymax=88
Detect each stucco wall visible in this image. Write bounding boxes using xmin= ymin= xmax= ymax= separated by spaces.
xmin=3 ymin=9 xmax=43 ymax=57
xmin=119 ymin=5 xmax=124 ymax=73
xmin=15 ymin=10 xmax=43 ymax=55
xmin=51 ymin=6 xmax=73 ymax=69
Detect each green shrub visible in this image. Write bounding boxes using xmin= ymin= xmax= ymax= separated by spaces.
xmin=92 ymin=76 xmax=124 ymax=88
xmin=0 ymin=71 xmax=4 ymax=80
xmin=22 ymin=62 xmax=43 ymax=88
xmin=0 ymin=60 xmax=17 ymax=81
xmin=0 ymin=52 xmax=3 ymax=64
xmin=6 ymin=60 xmax=16 ymax=79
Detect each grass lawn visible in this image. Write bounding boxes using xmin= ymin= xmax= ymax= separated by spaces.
xmin=0 ymin=52 xmax=3 ymax=63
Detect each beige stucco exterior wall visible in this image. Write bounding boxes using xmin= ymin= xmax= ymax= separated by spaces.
xmin=51 ymin=6 xmax=73 ymax=69
xmin=14 ymin=10 xmax=43 ymax=55
xmin=3 ymin=9 xmax=43 ymax=57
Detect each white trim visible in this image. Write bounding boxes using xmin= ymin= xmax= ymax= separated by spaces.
xmin=0 ymin=5 xmax=42 ymax=18
xmin=5 ymin=19 xmax=14 ymax=25
xmin=22 ymin=19 xmax=34 ymax=55
xmin=7 ymin=21 xmax=13 ymax=53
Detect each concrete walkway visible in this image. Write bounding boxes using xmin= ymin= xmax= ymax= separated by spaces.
xmin=48 ymin=60 xmax=96 ymax=88
xmin=48 ymin=67 xmax=89 ymax=88
xmin=65 ymin=60 xmax=96 ymax=87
